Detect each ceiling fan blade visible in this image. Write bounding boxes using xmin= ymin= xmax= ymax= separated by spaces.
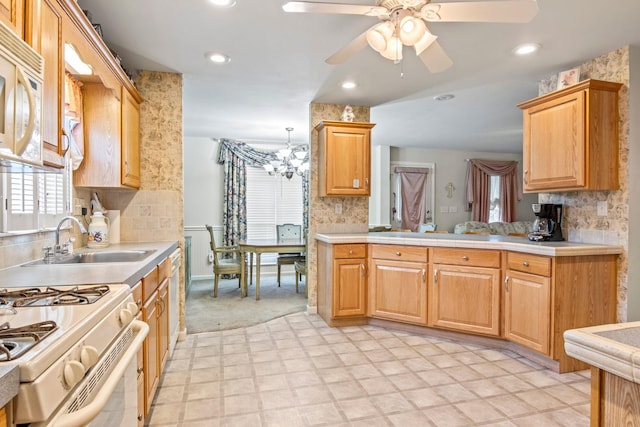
xmin=325 ymin=29 xmax=370 ymax=64
xmin=283 ymin=1 xmax=388 ymax=17
xmin=417 ymin=40 xmax=453 ymax=73
xmin=423 ymin=0 xmax=538 ymax=23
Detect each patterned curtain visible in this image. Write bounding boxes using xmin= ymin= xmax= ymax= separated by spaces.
xmin=216 ymin=139 xmax=275 ymax=246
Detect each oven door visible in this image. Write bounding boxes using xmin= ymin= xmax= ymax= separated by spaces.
xmin=39 ymin=320 xmax=148 ymax=427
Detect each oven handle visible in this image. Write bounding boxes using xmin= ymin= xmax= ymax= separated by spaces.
xmin=52 ymin=320 xmax=149 ymax=427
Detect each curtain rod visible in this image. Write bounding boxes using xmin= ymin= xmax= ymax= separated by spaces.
xmin=464 ymin=158 xmax=519 ymax=163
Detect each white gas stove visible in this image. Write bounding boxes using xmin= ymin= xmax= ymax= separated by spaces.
xmin=0 ymin=284 xmax=147 ymax=426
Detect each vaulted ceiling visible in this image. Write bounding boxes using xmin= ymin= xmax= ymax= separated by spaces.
xmin=77 ymin=0 xmax=640 ymax=152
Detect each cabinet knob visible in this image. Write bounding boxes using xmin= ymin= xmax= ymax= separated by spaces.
xmin=462 ymin=255 xmax=469 ymax=261
xmin=349 ymin=249 xmax=353 ymax=255
xmin=395 ymin=252 xmax=401 ymax=256
xmin=522 ymin=261 xmax=529 ymax=267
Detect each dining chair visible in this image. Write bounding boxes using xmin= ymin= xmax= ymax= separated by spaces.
xmin=276 ymin=223 xmax=305 ymax=286
xmin=205 ymin=225 xmax=244 ymax=297
xmin=294 ymin=259 xmax=307 ymax=297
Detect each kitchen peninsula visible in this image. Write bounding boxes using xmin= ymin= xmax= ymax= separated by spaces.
xmin=316 ymin=232 xmax=622 ymax=373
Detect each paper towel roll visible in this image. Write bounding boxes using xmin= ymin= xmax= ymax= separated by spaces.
xmin=106 ymin=210 xmax=120 ymax=243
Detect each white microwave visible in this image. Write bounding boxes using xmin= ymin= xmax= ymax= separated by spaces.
xmin=0 ymin=19 xmax=44 ymax=167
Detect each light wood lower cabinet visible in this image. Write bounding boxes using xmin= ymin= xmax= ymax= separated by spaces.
xmin=0 ymin=405 xmax=6 ymax=427
xmin=505 ymin=252 xmax=551 ymax=354
xmin=429 ymin=248 xmax=501 ymax=336
xmin=140 ymin=257 xmax=171 ymax=418
xmin=369 ymin=245 xmax=428 ymax=325
xmin=318 ymin=241 xmax=617 ymax=373
xmin=317 ymin=242 xmax=367 ymax=325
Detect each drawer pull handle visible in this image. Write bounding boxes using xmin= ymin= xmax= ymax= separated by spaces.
xmin=504 ymin=276 xmax=509 ymax=292
xmin=522 ymin=261 xmax=529 ymax=267
xmin=349 ymin=249 xmax=353 ymax=255
xmin=396 ymin=252 xmax=401 ymax=256
xmin=462 ymin=256 xmax=469 ymax=261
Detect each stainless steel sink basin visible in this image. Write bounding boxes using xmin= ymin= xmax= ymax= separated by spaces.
xmin=24 ymin=250 xmax=156 ymax=266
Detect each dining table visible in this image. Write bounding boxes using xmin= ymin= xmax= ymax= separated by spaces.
xmin=238 ymin=238 xmax=306 ymax=300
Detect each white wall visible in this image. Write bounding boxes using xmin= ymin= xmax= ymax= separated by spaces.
xmin=184 ymin=137 xmax=224 ymax=228
xmin=387 ymin=147 xmax=538 ymax=232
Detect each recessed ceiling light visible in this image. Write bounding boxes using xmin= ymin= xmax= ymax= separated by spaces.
xmin=209 ymin=0 xmax=236 ymax=7
xmin=205 ymin=52 xmax=230 ymax=64
xmin=342 ymin=81 xmax=357 ymax=89
xmin=513 ymin=43 xmax=541 ymax=55
xmin=433 ymin=94 xmax=454 ymax=101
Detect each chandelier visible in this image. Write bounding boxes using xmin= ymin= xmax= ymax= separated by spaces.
xmin=365 ymin=1 xmax=439 ymax=64
xmin=263 ymin=127 xmax=309 ymax=179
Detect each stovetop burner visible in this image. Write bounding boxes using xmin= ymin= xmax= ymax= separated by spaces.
xmin=0 ymin=321 xmax=58 ymax=361
xmin=0 ymin=285 xmax=110 ymax=308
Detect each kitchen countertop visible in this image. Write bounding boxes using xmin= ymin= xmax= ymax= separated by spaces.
xmin=0 ymin=365 xmax=19 ymax=408
xmin=315 ymin=232 xmax=623 ymax=256
xmin=564 ymin=322 xmax=640 ymax=383
xmin=0 ymin=241 xmax=179 ymax=288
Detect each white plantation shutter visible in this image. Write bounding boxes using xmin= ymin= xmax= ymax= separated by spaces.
xmin=246 ymin=166 xmax=303 ymax=264
xmin=2 ymin=172 xmax=67 ymax=232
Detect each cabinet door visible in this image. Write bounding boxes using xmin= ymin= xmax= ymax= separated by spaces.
xmin=121 ymin=87 xmax=141 ymax=188
xmin=0 ymin=0 xmax=24 ymax=37
xmin=317 ymin=121 xmax=374 ymax=196
xmin=505 ymin=270 xmax=551 ymax=354
xmin=158 ymin=278 xmax=169 ymax=371
xmin=430 ymin=264 xmax=500 ymax=336
xmin=74 ymin=83 xmax=123 ymax=187
xmin=332 ymin=258 xmax=366 ymax=317
xmin=370 ymin=259 xmax=427 ymax=324
xmin=26 ymin=0 xmax=64 ymax=168
xmin=142 ymin=291 xmax=159 ymax=415
xmin=523 ymin=90 xmax=586 ymax=191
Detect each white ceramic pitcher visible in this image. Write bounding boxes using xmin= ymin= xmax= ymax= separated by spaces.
xmin=87 ymin=212 xmax=110 ymax=248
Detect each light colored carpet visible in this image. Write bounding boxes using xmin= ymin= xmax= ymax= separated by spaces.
xmin=185 ymin=274 xmax=307 ymax=333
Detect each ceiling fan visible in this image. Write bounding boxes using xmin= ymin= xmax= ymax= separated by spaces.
xmin=282 ymin=0 xmax=539 ymax=73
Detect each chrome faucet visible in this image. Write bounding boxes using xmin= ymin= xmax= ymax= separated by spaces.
xmin=55 ymin=216 xmax=87 ymax=252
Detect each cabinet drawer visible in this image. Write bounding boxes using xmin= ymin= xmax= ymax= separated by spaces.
xmin=142 ymin=267 xmax=159 ymax=302
xmin=507 ymin=252 xmax=551 ymax=276
xmin=334 ymin=244 xmax=366 ymax=259
xmin=371 ymin=244 xmax=428 ymax=263
xmin=158 ymin=257 xmax=171 ymax=282
xmin=432 ymin=248 xmax=500 ymax=268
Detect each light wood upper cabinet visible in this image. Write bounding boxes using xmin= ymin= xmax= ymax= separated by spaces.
xmin=316 ymin=121 xmax=374 ymax=197
xmin=25 ymin=0 xmax=65 ymax=168
xmin=74 ymin=83 xmax=140 ymax=189
xmin=518 ymin=79 xmax=622 ymax=192
xmin=0 ymin=0 xmax=24 ymax=37
xmin=122 ymin=87 xmax=141 ymax=188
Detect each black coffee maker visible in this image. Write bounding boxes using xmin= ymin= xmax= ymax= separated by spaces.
xmin=529 ymin=203 xmax=564 ymax=241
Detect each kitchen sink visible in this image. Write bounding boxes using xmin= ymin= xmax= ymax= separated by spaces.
xmin=24 ymin=250 xmax=156 ymax=266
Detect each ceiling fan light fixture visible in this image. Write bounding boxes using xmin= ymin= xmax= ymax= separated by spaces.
xmin=380 ymin=35 xmax=403 ymax=63
xmin=399 ymin=16 xmax=426 ymax=46
xmin=366 ymin=21 xmax=394 ymax=53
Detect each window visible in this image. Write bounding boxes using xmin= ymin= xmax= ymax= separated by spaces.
xmin=488 ymin=175 xmax=502 ymax=222
xmin=245 ymin=166 xmax=303 ymax=264
xmin=1 ymin=168 xmax=70 ymax=233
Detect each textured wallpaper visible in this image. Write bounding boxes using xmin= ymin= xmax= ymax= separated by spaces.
xmin=307 ymin=103 xmax=371 ymax=309
xmin=537 ymin=46 xmax=630 ymax=321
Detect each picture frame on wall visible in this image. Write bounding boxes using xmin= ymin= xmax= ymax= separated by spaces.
xmin=557 ymin=67 xmax=580 ymax=89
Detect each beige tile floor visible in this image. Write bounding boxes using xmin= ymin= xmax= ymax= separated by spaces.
xmin=147 ymin=312 xmax=591 ymax=426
